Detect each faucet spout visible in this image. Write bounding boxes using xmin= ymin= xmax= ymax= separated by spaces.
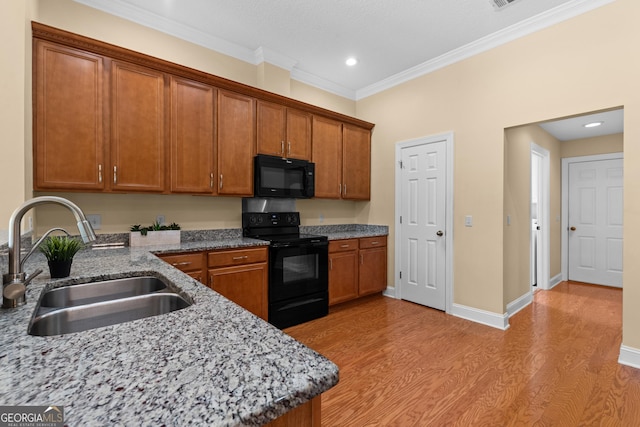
xmin=2 ymin=196 xmax=97 ymax=308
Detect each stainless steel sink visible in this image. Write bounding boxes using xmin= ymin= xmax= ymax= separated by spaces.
xmin=29 ymin=276 xmax=192 ymax=336
xmin=40 ymin=276 xmax=168 ymax=308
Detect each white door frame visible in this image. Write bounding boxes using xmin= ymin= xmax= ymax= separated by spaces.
xmin=531 ymin=143 xmax=550 ymax=290
xmin=394 ymin=132 xmax=454 ymax=313
xmin=561 ymin=152 xmax=624 ymax=282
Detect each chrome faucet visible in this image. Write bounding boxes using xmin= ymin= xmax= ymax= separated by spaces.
xmin=2 ymin=196 xmax=97 ymax=308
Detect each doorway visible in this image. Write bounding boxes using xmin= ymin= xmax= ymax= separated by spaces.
xmin=562 ymin=153 xmax=623 ymax=287
xmin=394 ymin=132 xmax=453 ymax=311
xmin=530 ymin=143 xmax=550 ymax=290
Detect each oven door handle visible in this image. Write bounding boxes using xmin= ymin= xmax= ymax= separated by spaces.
xmin=275 ymin=297 xmax=326 ymax=311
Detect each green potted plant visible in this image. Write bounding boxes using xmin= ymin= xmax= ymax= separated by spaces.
xmin=39 ymin=235 xmax=84 ymax=278
xmin=130 ymin=221 xmax=181 ymax=247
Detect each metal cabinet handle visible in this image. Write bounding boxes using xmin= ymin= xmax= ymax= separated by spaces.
xmin=360 ymin=254 xmax=364 ymax=264
xmin=98 ymin=164 xmax=102 ymax=183
xmin=371 ymin=241 xmax=379 ymax=245
xmin=340 ymin=244 xmax=350 ymax=248
xmin=210 ymin=173 xmax=214 ymax=189
xmin=171 ymin=261 xmax=192 ymax=267
xmin=219 ymin=174 xmax=223 ymax=189
xmin=281 ymin=141 xmax=285 ymax=155
xmin=232 ymin=256 xmax=249 ymax=261
xmin=113 ymin=166 xmax=117 ymax=184
xmin=343 ymin=184 xmax=347 ymax=196
xmin=287 ymin=141 xmax=291 ymax=155
xmin=339 ymin=183 xmax=342 ymax=195
xmin=436 ymin=231 xmax=444 ymax=236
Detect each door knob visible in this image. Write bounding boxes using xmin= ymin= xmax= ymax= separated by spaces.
xmin=570 ymin=226 xmax=576 ymax=231
xmin=436 ymin=230 xmax=444 ymax=236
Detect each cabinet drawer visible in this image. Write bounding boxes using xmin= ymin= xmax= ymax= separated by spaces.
xmin=160 ymin=252 xmax=204 ymax=272
xmin=359 ymin=236 xmax=387 ymax=249
xmin=329 ymin=239 xmax=358 ymax=253
xmin=208 ymin=247 xmax=268 ymax=268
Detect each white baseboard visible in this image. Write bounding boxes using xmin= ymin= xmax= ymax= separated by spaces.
xmin=619 ymin=345 xmax=640 ymax=369
xmin=451 ymin=303 xmax=509 ymax=330
xmin=383 ymin=287 xmax=398 ymax=299
xmin=506 ymin=292 xmax=533 ymax=318
xmin=549 ymin=273 xmax=563 ymax=289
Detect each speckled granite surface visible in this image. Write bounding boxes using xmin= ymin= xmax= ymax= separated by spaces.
xmin=0 ymin=236 xmax=336 ymax=426
xmin=305 ymin=224 xmax=388 ymax=240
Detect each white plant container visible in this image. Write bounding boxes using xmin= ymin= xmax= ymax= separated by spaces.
xmin=130 ymin=230 xmax=180 ymax=247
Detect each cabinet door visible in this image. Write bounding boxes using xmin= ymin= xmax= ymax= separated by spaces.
xmin=208 ymin=263 xmax=268 ymax=320
xmin=217 ymin=90 xmax=256 ymax=196
xmin=342 ymin=124 xmax=371 ymax=200
xmin=257 ymin=100 xmax=286 ymax=156
xmin=286 ymin=109 xmax=311 ymax=160
xmin=170 ymin=77 xmax=215 ymax=193
xmin=34 ymin=41 xmax=105 ymax=191
xmin=311 ymin=116 xmax=342 ymax=199
xmin=358 ymin=246 xmax=387 ymax=296
xmin=111 ymin=60 xmax=166 ymax=192
xmin=328 ymin=250 xmax=358 ymax=305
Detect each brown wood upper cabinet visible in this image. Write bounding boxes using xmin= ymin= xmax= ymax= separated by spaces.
xmin=34 ymin=40 xmax=106 ymax=191
xmin=110 ymin=60 xmax=166 ymax=192
xmin=257 ymin=101 xmax=311 ymax=160
xmin=217 ymin=90 xmax=256 ymax=196
xmin=312 ymin=117 xmax=371 ymax=200
xmin=32 ymin=23 xmax=374 ymax=197
xmin=170 ymin=76 xmax=216 ymax=194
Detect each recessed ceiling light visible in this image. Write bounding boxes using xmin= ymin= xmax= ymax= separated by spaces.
xmin=345 ymin=57 xmax=358 ymax=66
xmin=584 ymin=121 xmax=604 ymax=128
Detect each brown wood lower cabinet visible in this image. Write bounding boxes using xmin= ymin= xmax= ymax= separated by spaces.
xmin=157 ymin=252 xmax=205 ymax=283
xmin=158 ymin=246 xmax=268 ymax=320
xmin=264 ymin=396 xmax=321 ymax=427
xmin=207 ymin=247 xmax=268 ymax=320
xmin=329 ymin=236 xmax=387 ymax=306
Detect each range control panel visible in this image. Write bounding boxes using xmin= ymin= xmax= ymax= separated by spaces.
xmin=242 ymin=212 xmax=300 ymax=229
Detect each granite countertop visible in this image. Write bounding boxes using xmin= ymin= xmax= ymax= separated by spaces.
xmin=0 ymin=224 xmax=388 ymax=425
xmin=0 ymin=237 xmax=334 ymax=426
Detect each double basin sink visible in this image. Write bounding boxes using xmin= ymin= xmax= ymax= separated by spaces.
xmin=29 ymin=276 xmax=193 ymax=336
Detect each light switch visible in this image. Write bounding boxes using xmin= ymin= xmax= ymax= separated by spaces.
xmin=465 ymin=215 xmax=473 ymax=227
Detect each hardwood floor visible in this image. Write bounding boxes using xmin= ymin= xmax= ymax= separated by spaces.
xmin=285 ymin=282 xmax=640 ymax=426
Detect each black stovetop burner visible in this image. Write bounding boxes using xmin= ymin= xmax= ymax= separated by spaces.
xmin=242 ymin=212 xmax=327 ymax=245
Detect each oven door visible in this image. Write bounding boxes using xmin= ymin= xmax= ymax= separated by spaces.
xmin=268 ymin=240 xmax=328 ymax=303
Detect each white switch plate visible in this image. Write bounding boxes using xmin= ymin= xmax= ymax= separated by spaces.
xmin=507 ymin=215 xmax=511 ymax=226
xmin=465 ymin=215 xmax=473 ymax=227
xmin=87 ymin=214 xmax=102 ymax=230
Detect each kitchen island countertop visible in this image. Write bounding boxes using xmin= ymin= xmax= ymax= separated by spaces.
xmin=0 ymin=236 xmax=338 ymax=426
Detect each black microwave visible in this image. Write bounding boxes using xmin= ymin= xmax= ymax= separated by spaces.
xmin=254 ymin=155 xmax=315 ymax=198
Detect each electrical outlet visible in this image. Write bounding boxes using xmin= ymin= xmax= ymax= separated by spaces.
xmin=87 ymin=214 xmax=102 ymax=230
xmin=465 ymin=215 xmax=473 ymax=227
xmin=156 ymin=215 xmax=165 ymax=225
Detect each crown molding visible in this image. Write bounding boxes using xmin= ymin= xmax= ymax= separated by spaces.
xmin=355 ymin=0 xmax=616 ymax=100
xmin=75 ymin=0 xmax=616 ymax=102
xmin=73 ymin=0 xmax=257 ymax=64
xmin=254 ymin=47 xmax=298 ymax=71
xmin=290 ymin=68 xmax=356 ymax=100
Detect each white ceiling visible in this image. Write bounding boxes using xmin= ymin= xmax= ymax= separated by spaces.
xmin=538 ymin=109 xmax=624 ymax=141
xmin=74 ymin=0 xmax=615 ymax=100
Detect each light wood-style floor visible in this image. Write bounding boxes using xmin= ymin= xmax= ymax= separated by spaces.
xmin=285 ymin=282 xmax=640 ymax=426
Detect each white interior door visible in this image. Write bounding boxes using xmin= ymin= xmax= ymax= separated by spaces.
xmin=398 ymin=139 xmax=447 ymax=310
xmin=568 ymin=158 xmax=623 ymax=287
